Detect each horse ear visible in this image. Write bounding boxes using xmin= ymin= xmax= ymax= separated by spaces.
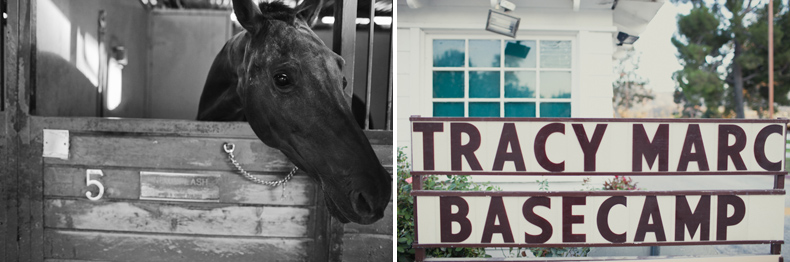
xmin=296 ymin=0 xmax=326 ymax=27
xmin=232 ymin=0 xmax=263 ymax=32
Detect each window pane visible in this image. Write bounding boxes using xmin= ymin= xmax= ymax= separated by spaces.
xmin=540 ymin=40 xmax=571 ymax=68
xmin=504 ymin=40 xmax=536 ymax=68
xmin=469 ymin=40 xmax=500 ymax=67
xmin=469 ymin=71 xmax=499 ymax=98
xmin=433 ymin=40 xmax=465 ymax=67
xmin=469 ymin=102 xmax=499 ymax=117
xmin=540 ymin=102 xmax=571 ymax=117
xmin=434 ymin=102 xmax=464 ymax=117
xmin=540 ymin=71 xmax=571 ymax=99
xmin=505 ymin=102 xmax=536 ymax=117
xmin=504 ymin=71 xmax=535 ymax=98
xmin=433 ymin=71 xmax=464 ymax=98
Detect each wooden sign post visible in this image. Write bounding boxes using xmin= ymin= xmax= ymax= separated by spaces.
xmin=410 ymin=117 xmax=787 ymax=261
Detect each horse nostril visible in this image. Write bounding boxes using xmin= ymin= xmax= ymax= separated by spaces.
xmin=351 ymin=191 xmax=375 ymax=216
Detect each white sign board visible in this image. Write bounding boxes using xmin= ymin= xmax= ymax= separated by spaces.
xmin=410 ymin=118 xmax=787 ymax=174
xmin=415 ymin=192 xmax=784 ymax=246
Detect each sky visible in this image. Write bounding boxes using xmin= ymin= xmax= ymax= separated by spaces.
xmin=632 ymin=2 xmax=693 ymax=93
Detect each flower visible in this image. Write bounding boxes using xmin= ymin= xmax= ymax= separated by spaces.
xmin=405 ymin=177 xmax=413 ymax=184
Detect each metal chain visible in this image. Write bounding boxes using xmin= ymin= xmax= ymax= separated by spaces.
xmin=223 ymin=143 xmax=297 ymax=186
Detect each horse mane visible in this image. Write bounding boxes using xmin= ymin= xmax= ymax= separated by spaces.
xmin=258 ymin=1 xmax=299 ymax=25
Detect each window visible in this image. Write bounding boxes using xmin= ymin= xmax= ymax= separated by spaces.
xmin=431 ymin=38 xmax=572 ymax=118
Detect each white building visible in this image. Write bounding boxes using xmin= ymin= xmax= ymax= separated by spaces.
xmin=397 ymin=0 xmax=665 ymax=190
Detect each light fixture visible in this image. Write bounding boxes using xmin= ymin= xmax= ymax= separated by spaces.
xmin=616 ymin=32 xmax=639 ymax=46
xmin=486 ymin=10 xmax=520 ymax=38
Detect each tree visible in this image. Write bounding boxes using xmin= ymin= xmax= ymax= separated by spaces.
xmin=613 ymin=49 xmax=654 ymax=117
xmin=741 ymin=1 xmax=790 ymax=117
xmin=672 ymin=0 xmax=790 ymax=118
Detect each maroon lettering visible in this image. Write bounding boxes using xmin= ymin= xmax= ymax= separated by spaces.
xmin=677 ymin=124 xmax=710 ymax=171
xmin=634 ymin=196 xmax=667 ymax=242
xmin=451 ymin=123 xmax=483 ymax=170
xmin=492 ymin=123 xmax=526 ymax=171
xmin=632 ymin=124 xmax=669 ymax=171
xmin=597 ymin=196 xmax=626 ymax=243
xmin=562 ymin=196 xmax=586 ymax=242
xmin=675 ymin=195 xmax=710 ymax=241
xmin=572 ymin=124 xmax=607 ymax=171
xmin=754 ymin=125 xmax=783 ymax=171
xmin=535 ymin=123 xmax=565 ymax=172
xmin=481 ymin=196 xmax=515 ymax=243
xmin=716 ymin=195 xmax=746 ymax=240
xmin=412 ymin=122 xmax=443 ymax=170
xmin=717 ymin=125 xmax=747 ymax=171
xmin=523 ymin=197 xmax=552 ymax=243
xmin=440 ymin=196 xmax=473 ymax=242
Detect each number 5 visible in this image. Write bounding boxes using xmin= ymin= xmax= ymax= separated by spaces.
xmin=86 ymin=169 xmax=105 ymax=200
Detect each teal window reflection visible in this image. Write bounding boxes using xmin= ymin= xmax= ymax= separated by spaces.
xmin=433 ymin=71 xmax=464 ymax=98
xmin=505 ymin=71 xmax=535 ymax=98
xmin=540 ymin=40 xmax=571 ymax=68
xmin=540 ymin=71 xmax=571 ymax=98
xmin=504 ymin=40 xmax=536 ymax=68
xmin=469 ymin=71 xmax=499 ymax=98
xmin=469 ymin=102 xmax=499 ymax=117
xmin=469 ymin=40 xmax=501 ymax=67
xmin=434 ymin=102 xmax=464 ymax=117
xmin=505 ymin=102 xmax=536 ymax=117
xmin=540 ymin=102 xmax=571 ymax=117
xmin=433 ymin=40 xmax=465 ymax=67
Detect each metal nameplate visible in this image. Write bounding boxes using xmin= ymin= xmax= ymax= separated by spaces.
xmin=139 ymin=171 xmax=221 ymax=202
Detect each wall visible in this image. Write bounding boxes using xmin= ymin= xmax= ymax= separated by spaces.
xmin=36 ymin=0 xmax=149 ymax=118
xmin=146 ymin=9 xmax=233 ymax=120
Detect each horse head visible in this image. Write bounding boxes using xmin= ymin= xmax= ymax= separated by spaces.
xmin=200 ymin=0 xmax=390 ymax=224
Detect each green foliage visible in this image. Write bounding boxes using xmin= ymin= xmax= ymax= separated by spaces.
xmin=396 ymin=147 xmax=495 ymax=262
xmin=673 ymin=0 xmax=790 ymax=118
xmin=740 ymin=1 xmax=790 ymax=117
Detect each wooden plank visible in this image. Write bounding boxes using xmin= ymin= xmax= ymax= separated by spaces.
xmin=43 ymin=133 xmax=392 ymax=173
xmin=2 ymin=0 xmax=20 ymax=258
xmin=31 ymin=116 xmax=392 ymax=141
xmin=344 ymin=202 xmax=393 ymax=235
xmin=44 ymin=199 xmax=312 ymax=237
xmin=43 ymin=166 xmax=316 ymax=205
xmin=44 ymin=229 xmax=312 ymax=262
xmin=45 ymin=134 xmax=293 ymax=172
xmin=341 ymin=234 xmax=392 ymax=262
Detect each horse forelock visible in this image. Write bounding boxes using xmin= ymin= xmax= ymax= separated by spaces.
xmin=257 ymin=1 xmax=298 ymax=25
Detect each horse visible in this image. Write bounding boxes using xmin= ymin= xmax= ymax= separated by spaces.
xmin=196 ymin=0 xmax=390 ymax=225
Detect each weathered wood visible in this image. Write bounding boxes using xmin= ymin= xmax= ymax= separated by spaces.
xmin=2 ymin=0 xmax=20 ymax=259
xmin=344 ymin=202 xmax=393 ymax=235
xmin=43 ymin=166 xmax=316 ymax=205
xmin=42 ymin=133 xmax=392 ymax=173
xmin=340 ymin=234 xmax=392 ymax=262
xmin=44 ymin=229 xmax=312 ymax=262
xmin=31 ymin=116 xmax=392 ymax=142
xmin=44 ymin=199 xmax=312 ymax=237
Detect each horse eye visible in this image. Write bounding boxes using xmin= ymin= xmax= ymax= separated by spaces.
xmin=273 ymin=73 xmax=291 ymax=87
xmin=342 ymin=77 xmax=348 ymax=88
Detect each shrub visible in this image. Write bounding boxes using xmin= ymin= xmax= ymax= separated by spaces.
xmin=396 ymin=147 xmax=494 ymax=261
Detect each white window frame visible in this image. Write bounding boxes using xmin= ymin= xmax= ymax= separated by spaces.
xmin=421 ymin=32 xmax=579 ymax=118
